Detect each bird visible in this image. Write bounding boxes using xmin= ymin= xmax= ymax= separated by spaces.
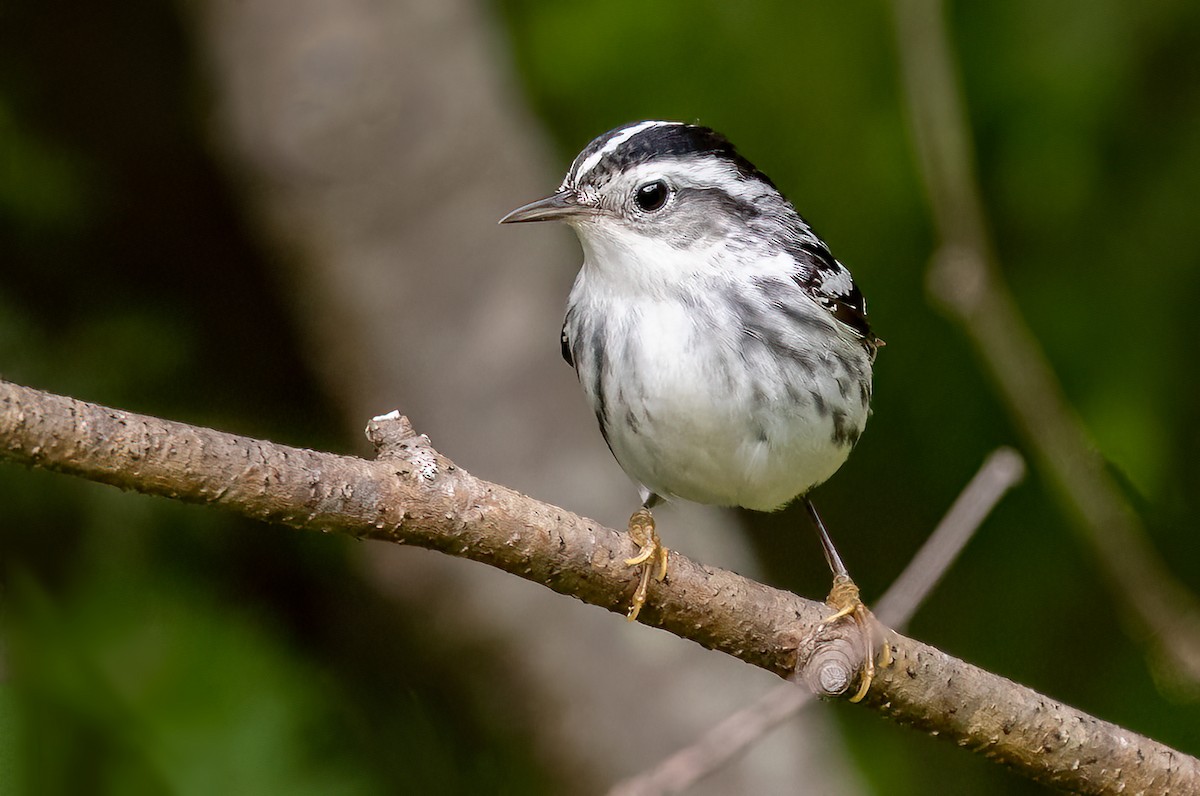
xmin=500 ymin=120 xmax=886 ymax=700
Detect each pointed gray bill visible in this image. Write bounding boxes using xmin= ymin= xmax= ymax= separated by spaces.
xmin=499 ymin=190 xmax=584 ymax=224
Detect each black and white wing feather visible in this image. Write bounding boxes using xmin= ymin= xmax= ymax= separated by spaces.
xmin=787 ymin=239 xmax=880 ymax=353
xmin=560 ymin=319 xmax=574 ymax=367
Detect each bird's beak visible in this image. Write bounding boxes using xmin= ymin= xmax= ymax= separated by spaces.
xmin=499 ymin=190 xmax=585 ymax=224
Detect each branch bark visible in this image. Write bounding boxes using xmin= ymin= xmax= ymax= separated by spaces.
xmin=1 ymin=378 xmax=1196 ymax=795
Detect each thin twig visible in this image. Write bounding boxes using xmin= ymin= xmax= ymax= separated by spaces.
xmin=889 ymin=0 xmax=1200 ymax=686
xmin=610 ymin=685 xmax=812 ymax=796
xmin=608 ymin=448 xmax=1025 ymax=796
xmin=875 ymin=447 xmax=1025 ymax=630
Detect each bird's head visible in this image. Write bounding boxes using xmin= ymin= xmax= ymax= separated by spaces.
xmin=501 ymin=121 xmax=792 ymax=280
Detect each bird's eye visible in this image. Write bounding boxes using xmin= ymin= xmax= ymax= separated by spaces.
xmin=634 ymin=180 xmax=670 ymax=212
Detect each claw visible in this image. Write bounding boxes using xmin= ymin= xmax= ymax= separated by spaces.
xmin=625 ymin=508 xmax=669 ymax=621
xmin=821 ymin=574 xmax=888 ymax=702
xmin=654 ymin=544 xmax=669 ymax=582
xmin=624 ymin=546 xmax=655 ymax=567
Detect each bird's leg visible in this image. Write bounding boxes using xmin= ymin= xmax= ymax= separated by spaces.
xmin=624 ymin=502 xmax=669 ymax=622
xmin=804 ymin=498 xmax=891 ymax=702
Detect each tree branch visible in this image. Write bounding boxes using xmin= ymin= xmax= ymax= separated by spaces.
xmin=875 ymin=447 xmax=1026 ymax=632
xmin=1 ymin=378 xmax=1196 ymax=795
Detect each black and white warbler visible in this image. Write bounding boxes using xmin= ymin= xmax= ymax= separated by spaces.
xmin=502 ymin=120 xmax=886 ymax=699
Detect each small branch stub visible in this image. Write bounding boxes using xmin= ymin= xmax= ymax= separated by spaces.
xmin=367 ymin=410 xmax=438 ymax=480
xmin=794 ymin=620 xmax=867 ymax=699
xmin=799 ymin=636 xmax=859 ymax=697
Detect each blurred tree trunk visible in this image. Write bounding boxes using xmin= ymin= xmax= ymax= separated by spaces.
xmin=187 ymin=0 xmax=864 ymax=791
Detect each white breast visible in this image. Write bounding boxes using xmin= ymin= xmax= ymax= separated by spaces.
xmin=566 ymin=267 xmax=870 ymax=512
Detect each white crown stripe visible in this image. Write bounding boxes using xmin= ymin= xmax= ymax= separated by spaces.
xmin=571 ymin=120 xmax=684 ymax=186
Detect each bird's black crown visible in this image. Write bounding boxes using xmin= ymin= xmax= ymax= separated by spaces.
xmin=566 ymin=121 xmax=775 ymax=190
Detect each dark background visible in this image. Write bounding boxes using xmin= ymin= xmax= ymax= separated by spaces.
xmin=2 ymin=1 xmax=1198 ymax=793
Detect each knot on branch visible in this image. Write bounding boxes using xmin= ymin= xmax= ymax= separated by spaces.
xmin=800 ymin=637 xmax=860 ymax=697
xmin=365 ymin=410 xmax=438 ymax=480
xmin=927 ymin=243 xmax=988 ymax=318
xmin=792 ymin=618 xmax=867 ymax=700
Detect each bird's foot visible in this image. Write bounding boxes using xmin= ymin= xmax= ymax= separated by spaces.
xmin=624 ymin=508 xmax=669 ymax=622
xmin=821 ymin=574 xmax=892 ymax=702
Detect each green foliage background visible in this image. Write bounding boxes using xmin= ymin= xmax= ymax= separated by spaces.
xmin=1 ymin=1 xmax=1199 ymax=793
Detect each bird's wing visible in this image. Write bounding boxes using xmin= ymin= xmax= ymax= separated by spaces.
xmin=560 ymin=318 xmax=574 ymax=367
xmin=787 ymin=239 xmax=878 ymax=346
